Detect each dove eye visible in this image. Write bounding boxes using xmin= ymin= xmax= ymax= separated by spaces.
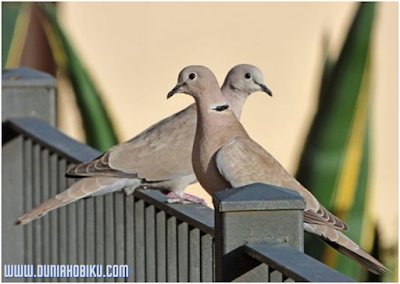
xmin=244 ymin=73 xmax=251 ymax=79
xmin=189 ymin=73 xmax=196 ymax=80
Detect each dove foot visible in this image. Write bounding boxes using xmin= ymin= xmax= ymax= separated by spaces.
xmin=166 ymin=192 xmax=206 ymax=206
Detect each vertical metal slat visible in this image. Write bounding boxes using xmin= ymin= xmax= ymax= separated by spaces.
xmin=269 ymin=266 xmax=283 ymax=282
xmin=66 ymin=177 xmax=77 ymax=282
xmin=95 ymin=195 xmax=105 ymax=282
xmin=189 ymin=227 xmax=201 ymax=281
xmin=23 ymin=138 xmax=33 ymax=282
xmin=178 ymin=221 xmax=189 ymax=282
xmin=114 ymin=192 xmax=125 ymax=282
xmin=155 ymin=209 xmax=166 ymax=282
xmin=32 ymin=143 xmax=42 ymax=272
xmin=124 ymin=195 xmax=135 ymax=282
xmin=104 ymin=193 xmax=115 ymax=282
xmin=40 ymin=148 xmax=50 ymax=282
xmin=134 ymin=198 xmax=145 ymax=282
xmin=85 ymin=195 xmax=96 ymax=282
xmin=144 ymin=203 xmax=156 ymax=282
xmin=283 ymin=275 xmax=293 ymax=282
xmin=76 ymin=195 xmax=86 ymax=282
xmin=57 ymin=159 xmax=68 ymax=282
xmin=201 ymin=233 xmax=214 ymax=282
xmin=49 ymin=153 xmax=58 ymax=282
xmin=166 ymin=215 xmax=177 ymax=282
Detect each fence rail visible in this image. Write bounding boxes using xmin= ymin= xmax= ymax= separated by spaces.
xmin=2 ymin=67 xmax=353 ymax=282
xmin=244 ymin=244 xmax=353 ymax=282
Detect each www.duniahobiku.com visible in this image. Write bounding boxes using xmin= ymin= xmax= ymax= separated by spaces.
xmin=4 ymin=265 xmax=129 ymax=278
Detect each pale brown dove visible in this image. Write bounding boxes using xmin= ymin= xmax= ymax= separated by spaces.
xmin=16 ymin=64 xmax=272 ymax=225
xmin=167 ymin=65 xmax=389 ymax=275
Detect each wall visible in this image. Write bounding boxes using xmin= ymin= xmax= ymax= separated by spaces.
xmin=57 ymin=2 xmax=398 ymax=246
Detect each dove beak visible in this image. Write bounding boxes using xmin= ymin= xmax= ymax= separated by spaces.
xmin=167 ymin=83 xmax=185 ymax=99
xmin=257 ymin=83 xmax=273 ymax=97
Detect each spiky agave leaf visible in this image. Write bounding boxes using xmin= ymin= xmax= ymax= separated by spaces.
xmin=295 ymin=3 xmax=385 ymax=280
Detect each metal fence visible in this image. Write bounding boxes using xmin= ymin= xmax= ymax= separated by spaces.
xmin=3 ymin=117 xmax=216 ymax=282
xmin=2 ymin=68 xmax=353 ymax=282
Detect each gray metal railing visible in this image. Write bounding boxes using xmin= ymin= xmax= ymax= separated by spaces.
xmin=4 ymin=118 xmax=215 ymax=282
xmin=243 ymin=244 xmax=352 ymax=282
xmin=3 ymin=117 xmax=217 ymax=282
xmin=2 ymin=68 xmax=353 ymax=282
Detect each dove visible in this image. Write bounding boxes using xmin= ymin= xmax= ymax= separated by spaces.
xmin=167 ymin=65 xmax=389 ymax=275
xmin=16 ymin=64 xmax=272 ymax=225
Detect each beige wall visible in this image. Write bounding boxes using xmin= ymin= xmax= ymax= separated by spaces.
xmin=58 ymin=2 xmax=398 ymax=246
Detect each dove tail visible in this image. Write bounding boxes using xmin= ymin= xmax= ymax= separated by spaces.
xmin=15 ymin=178 xmax=94 ymax=225
xmin=15 ymin=196 xmax=73 ymax=225
xmin=320 ymin=235 xmax=390 ymax=275
xmin=305 ymin=223 xmax=389 ymax=274
xmin=15 ymin=177 xmax=134 ymax=225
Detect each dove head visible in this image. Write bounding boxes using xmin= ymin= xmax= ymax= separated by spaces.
xmin=221 ymin=64 xmax=272 ymax=98
xmin=167 ymin=66 xmax=223 ymax=102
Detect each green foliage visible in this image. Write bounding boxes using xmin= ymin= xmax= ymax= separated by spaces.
xmin=2 ymin=3 xmax=25 ymax=69
xmin=3 ymin=3 xmax=119 ymax=151
xmin=38 ymin=3 xmax=119 ymax=151
xmin=295 ymin=3 xmax=387 ymax=281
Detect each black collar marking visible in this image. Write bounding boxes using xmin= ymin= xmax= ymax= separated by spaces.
xmin=213 ymin=104 xmax=229 ymax=112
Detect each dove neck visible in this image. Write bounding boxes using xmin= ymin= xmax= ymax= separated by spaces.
xmin=194 ymin=95 xmax=247 ymax=144
xmin=194 ymin=97 xmax=229 ymax=118
xmin=193 ymin=89 xmax=228 ymax=113
xmin=220 ymin=85 xmax=246 ymax=119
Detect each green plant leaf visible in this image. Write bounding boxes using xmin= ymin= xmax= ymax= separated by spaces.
xmin=295 ymin=3 xmax=384 ymax=280
xmin=2 ymin=2 xmax=29 ymax=69
xmin=37 ymin=3 xmax=119 ymax=151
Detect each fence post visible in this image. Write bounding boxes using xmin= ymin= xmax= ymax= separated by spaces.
xmin=2 ymin=67 xmax=56 ymax=125
xmin=213 ymin=183 xmax=306 ymax=282
xmin=2 ymin=68 xmax=56 ymax=281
